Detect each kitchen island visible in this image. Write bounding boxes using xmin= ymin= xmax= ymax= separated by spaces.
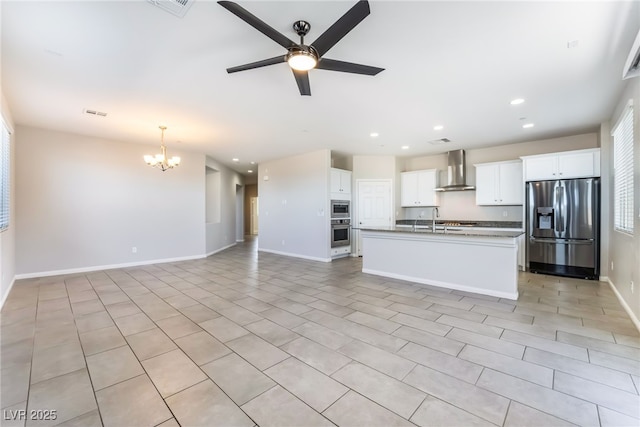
xmin=358 ymin=226 xmax=524 ymax=300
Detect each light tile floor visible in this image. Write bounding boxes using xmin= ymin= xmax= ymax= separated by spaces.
xmin=1 ymin=237 xmax=639 ymax=426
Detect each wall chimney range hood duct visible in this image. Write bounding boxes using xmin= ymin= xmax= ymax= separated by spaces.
xmin=435 ymin=149 xmax=475 ymax=192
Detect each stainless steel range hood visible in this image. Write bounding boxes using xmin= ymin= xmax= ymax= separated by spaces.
xmin=435 ymin=149 xmax=475 ymax=192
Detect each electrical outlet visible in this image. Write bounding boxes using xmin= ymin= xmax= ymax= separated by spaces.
xmin=132 ymin=247 xmax=137 ymax=253
xmin=281 ymin=240 xmax=285 ymax=246
xmin=503 ymin=211 xmax=508 ymax=217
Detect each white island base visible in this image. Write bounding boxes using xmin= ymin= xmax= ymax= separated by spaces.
xmin=361 ymin=229 xmax=520 ymax=300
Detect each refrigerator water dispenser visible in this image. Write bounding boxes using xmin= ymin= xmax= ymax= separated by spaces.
xmin=536 ymin=207 xmax=554 ymax=230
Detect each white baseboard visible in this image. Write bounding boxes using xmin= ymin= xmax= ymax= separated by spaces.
xmin=14 ymin=253 xmax=208 ymax=280
xmin=205 ymin=243 xmax=236 ymax=257
xmin=0 ymin=275 xmax=17 ymax=311
xmin=606 ymin=277 xmax=640 ymax=333
xmin=258 ymin=248 xmax=331 ymax=263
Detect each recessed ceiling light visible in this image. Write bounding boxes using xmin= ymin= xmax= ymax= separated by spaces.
xmin=433 ymin=125 xmax=444 ymax=131
xmin=370 ymin=132 xmax=379 ymax=137
xmin=401 ymin=145 xmax=410 ymax=150
xmin=250 ymin=161 xmax=256 ymax=165
xmin=522 ymin=123 xmax=535 ymax=129
xmin=510 ymin=98 xmax=525 ymax=105
xmin=232 ymin=158 xmax=239 ymax=162
xmin=247 ymin=170 xmax=253 ymax=173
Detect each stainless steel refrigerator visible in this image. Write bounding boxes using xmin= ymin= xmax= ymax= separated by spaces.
xmin=526 ymin=178 xmax=600 ymax=279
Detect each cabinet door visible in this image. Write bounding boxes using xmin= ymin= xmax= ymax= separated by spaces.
xmin=400 ymin=172 xmax=418 ymax=206
xmin=330 ymin=169 xmax=342 ymax=194
xmin=524 ymin=156 xmax=557 ymax=181
xmin=340 ymin=171 xmax=352 ymax=195
xmin=416 ymin=170 xmax=439 ymax=206
xmin=498 ymin=162 xmax=523 ymax=205
xmin=475 ymin=164 xmax=498 ymax=205
xmin=557 ymin=151 xmax=596 ymax=179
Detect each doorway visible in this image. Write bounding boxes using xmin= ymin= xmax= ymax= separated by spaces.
xmin=250 ymin=197 xmax=259 ymax=235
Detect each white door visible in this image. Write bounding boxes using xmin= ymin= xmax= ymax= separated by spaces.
xmin=355 ymin=180 xmax=392 ymax=256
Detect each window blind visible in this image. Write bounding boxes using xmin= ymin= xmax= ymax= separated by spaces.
xmin=0 ymin=121 xmax=10 ymax=231
xmin=612 ymin=100 xmax=634 ymax=235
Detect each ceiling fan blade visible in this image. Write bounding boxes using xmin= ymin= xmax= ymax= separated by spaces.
xmin=316 ymin=58 xmax=384 ymax=75
xmin=227 ymin=56 xmax=286 ymax=73
xmin=310 ymin=1 xmax=370 ymax=57
xmin=292 ymin=69 xmax=311 ymax=96
xmin=218 ymin=1 xmax=297 ymax=49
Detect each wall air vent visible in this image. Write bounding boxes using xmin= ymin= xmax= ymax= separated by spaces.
xmin=147 ymin=0 xmax=194 ymax=18
xmin=83 ymin=109 xmax=107 ymax=117
xmin=623 ymin=28 xmax=640 ymax=80
xmin=428 ymin=138 xmax=451 ymax=145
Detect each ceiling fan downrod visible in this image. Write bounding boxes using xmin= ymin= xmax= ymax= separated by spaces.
xmin=293 ymin=20 xmax=311 ymax=45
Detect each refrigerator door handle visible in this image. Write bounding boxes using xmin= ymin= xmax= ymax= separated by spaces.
xmin=560 ymin=182 xmax=567 ymax=233
xmin=529 ymin=237 xmax=594 ymax=245
xmin=554 ymin=186 xmax=562 ymax=232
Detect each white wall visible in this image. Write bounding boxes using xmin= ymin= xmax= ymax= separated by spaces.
xmin=0 ymin=89 xmax=16 ymax=306
xmin=15 ymin=126 xmax=211 ymax=276
xmin=258 ymin=149 xmax=331 ymax=261
xmin=400 ymin=133 xmax=598 ymax=221
xmin=605 ymin=78 xmax=640 ymax=324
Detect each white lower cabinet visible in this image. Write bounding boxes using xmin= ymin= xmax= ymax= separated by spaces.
xmin=331 ymin=246 xmax=351 ymax=257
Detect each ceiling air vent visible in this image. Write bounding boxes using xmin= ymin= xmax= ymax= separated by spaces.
xmin=83 ymin=109 xmax=107 ymax=117
xmin=428 ymin=138 xmax=451 ymax=145
xmin=147 ymin=0 xmax=194 ymax=18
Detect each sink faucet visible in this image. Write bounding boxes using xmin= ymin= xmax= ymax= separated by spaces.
xmin=414 ymin=212 xmax=423 ymax=231
xmin=432 ymin=207 xmax=440 ymax=232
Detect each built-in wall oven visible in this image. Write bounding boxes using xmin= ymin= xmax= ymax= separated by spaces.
xmin=331 ymin=219 xmax=351 ymax=247
xmin=331 ymin=200 xmax=350 ymax=219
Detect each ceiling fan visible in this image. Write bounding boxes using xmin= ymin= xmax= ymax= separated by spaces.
xmin=218 ymin=0 xmax=384 ymax=96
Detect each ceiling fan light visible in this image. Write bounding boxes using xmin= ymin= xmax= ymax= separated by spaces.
xmin=287 ymin=51 xmax=317 ymax=71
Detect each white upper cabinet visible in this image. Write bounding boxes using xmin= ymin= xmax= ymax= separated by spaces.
xmin=474 ymin=160 xmax=523 ymax=205
xmin=400 ymin=169 xmax=440 ymax=207
xmin=330 ymin=168 xmax=351 ymax=198
xmin=521 ymin=148 xmax=600 ymax=181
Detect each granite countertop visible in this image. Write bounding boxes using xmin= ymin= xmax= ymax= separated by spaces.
xmin=355 ymin=226 xmax=524 ymax=238
xmin=395 ymin=219 xmax=523 ymax=229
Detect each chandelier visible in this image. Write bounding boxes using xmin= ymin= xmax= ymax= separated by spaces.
xmin=144 ymin=126 xmax=181 ymax=171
